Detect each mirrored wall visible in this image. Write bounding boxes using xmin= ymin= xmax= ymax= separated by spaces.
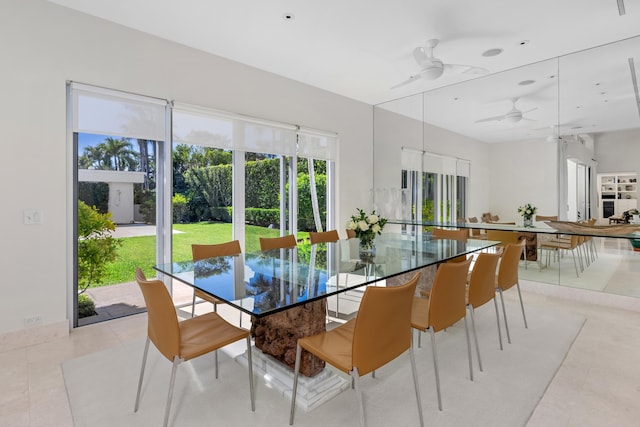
xmin=373 ymin=35 xmax=640 ymax=297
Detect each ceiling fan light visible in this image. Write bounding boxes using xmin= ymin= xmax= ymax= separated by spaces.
xmin=420 ymin=64 xmax=444 ymax=80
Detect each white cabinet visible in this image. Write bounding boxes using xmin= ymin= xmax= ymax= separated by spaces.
xmin=598 ymin=173 xmax=637 ymax=219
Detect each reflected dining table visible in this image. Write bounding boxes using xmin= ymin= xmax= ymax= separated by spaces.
xmin=153 ymin=233 xmax=499 ymax=377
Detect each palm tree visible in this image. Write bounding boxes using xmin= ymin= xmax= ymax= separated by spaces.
xmin=99 ymin=137 xmax=137 ymax=171
xmin=79 ymin=145 xmax=108 ymax=169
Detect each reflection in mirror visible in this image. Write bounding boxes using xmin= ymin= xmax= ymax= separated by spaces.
xmin=373 ymin=35 xmax=640 ymax=299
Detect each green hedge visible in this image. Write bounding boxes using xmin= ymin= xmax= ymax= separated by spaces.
xmin=246 ymin=208 xmax=280 ymax=227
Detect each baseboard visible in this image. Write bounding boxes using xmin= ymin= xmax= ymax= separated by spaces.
xmin=0 ymin=320 xmax=69 ymax=353
xmin=521 ymin=279 xmax=640 ymax=313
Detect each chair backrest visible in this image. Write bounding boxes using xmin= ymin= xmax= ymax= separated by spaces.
xmin=467 ymin=252 xmax=500 ymax=308
xmin=496 ymin=242 xmax=524 ymax=291
xmin=259 ymin=234 xmax=297 ymax=251
xmin=309 ymin=230 xmax=340 ymax=244
xmin=135 ymin=268 xmax=180 ymax=361
xmin=432 ymin=227 xmax=468 ymax=242
xmin=352 ymin=272 xmax=420 ymax=376
xmin=535 ymin=215 xmax=558 ymax=222
xmin=486 ymin=229 xmax=520 ymax=245
xmin=428 ymin=258 xmax=472 ymax=332
xmin=345 ymin=229 xmax=356 ymax=239
xmin=192 ymin=240 xmax=241 ymax=261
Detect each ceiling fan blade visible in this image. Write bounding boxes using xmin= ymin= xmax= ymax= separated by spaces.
xmin=474 ymin=115 xmax=506 ymax=123
xmin=445 ymin=64 xmax=490 ymax=75
xmin=413 ymin=46 xmax=431 ymax=66
xmin=522 ymin=117 xmax=537 ymax=121
xmin=521 ymin=107 xmax=538 ymax=114
xmin=391 ymin=74 xmax=421 ymax=89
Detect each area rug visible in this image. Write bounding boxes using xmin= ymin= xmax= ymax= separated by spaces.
xmin=63 ymin=299 xmax=584 ymax=427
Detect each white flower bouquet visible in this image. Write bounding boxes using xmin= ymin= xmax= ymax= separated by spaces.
xmin=347 ymin=208 xmax=387 ymax=247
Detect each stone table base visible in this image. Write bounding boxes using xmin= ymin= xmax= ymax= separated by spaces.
xmin=251 ymin=299 xmax=327 ymax=377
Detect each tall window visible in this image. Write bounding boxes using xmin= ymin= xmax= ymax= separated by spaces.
xmin=68 ymin=82 xmax=168 ymax=326
xmin=401 ymin=149 xmax=469 ymax=226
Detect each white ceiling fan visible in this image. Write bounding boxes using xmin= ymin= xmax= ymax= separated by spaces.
xmin=391 ymin=39 xmax=489 ymax=89
xmin=475 ymin=98 xmax=537 ymax=124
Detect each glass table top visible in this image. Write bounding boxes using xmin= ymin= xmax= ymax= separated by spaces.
xmin=154 ymin=233 xmax=498 ymax=318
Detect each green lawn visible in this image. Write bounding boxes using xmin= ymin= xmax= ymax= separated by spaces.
xmin=100 ymin=222 xmax=307 ymax=287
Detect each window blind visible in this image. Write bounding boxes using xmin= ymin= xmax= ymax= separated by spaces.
xmin=69 ymin=82 xmax=167 ymax=141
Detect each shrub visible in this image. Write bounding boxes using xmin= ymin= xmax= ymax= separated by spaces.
xmin=77 ymin=201 xmax=122 ymax=293
xmin=172 ymin=193 xmax=189 ymax=223
xmin=245 ymin=208 xmax=280 ymax=227
xmin=77 ymin=293 xmax=97 ymax=318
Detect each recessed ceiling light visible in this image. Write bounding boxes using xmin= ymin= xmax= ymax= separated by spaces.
xmin=282 ymin=13 xmax=295 ymax=20
xmin=518 ymin=80 xmax=536 ymax=86
xmin=601 ymin=91 xmax=607 ymax=95
xmin=482 ymin=48 xmax=503 ymax=57
xmin=549 ymin=75 xmax=556 ymax=79
xmin=518 ymin=40 xmax=530 ymax=46
xmin=595 ymin=82 xmax=601 ymax=86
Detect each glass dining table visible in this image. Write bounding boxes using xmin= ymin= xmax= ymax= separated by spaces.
xmin=153 ymin=232 xmax=499 ymax=377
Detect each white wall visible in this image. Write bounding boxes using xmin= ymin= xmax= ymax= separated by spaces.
xmin=488 ymin=138 xmax=558 ymax=223
xmin=0 ymin=0 xmax=373 ymax=338
xmin=595 ymin=128 xmax=640 ymax=177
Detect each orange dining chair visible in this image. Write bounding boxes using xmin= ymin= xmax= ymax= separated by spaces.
xmin=309 ymin=229 xmax=340 ymax=244
xmin=134 ymin=268 xmax=254 ymax=427
xmin=345 ymin=229 xmax=356 ymax=239
xmin=431 ymin=227 xmax=468 ymax=263
xmin=191 ymin=240 xmax=242 ymax=318
xmin=308 ymin=230 xmax=344 ymax=320
xmin=466 ymin=252 xmax=503 ymax=374
xmin=496 ymin=241 xmax=528 ymax=344
xmin=411 ymin=258 xmax=473 ymax=411
xmin=259 ymin=234 xmax=297 ymax=251
xmin=290 ymin=273 xmax=423 ymax=427
xmin=467 ymin=217 xmax=487 ymax=240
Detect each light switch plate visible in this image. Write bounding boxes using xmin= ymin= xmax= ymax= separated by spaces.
xmin=24 ymin=209 xmax=42 ymax=224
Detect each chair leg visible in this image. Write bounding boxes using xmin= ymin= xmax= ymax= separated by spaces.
xmin=571 ymin=250 xmax=580 ymax=278
xmin=463 ymin=314 xmax=474 ymax=381
xmin=191 ymin=293 xmax=197 ymax=318
xmin=498 ymin=288 xmax=511 ymax=344
xmin=163 ymin=357 xmax=181 ymax=427
xmin=429 ymin=328 xmax=443 ymax=411
xmin=351 ymin=367 xmax=365 ymax=427
xmin=214 ymin=350 xmax=219 ymax=379
xmin=246 ymin=336 xmax=255 ymax=411
xmin=409 ymin=342 xmax=425 ymax=427
xmin=289 ymin=345 xmax=302 ymax=425
xmin=493 ymin=297 xmax=503 ymax=351
xmin=516 ymin=282 xmax=528 ymax=328
xmin=468 ymin=306 xmax=483 ymax=372
xmin=134 ymin=337 xmax=150 ymax=412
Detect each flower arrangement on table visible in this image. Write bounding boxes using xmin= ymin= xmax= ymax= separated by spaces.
xmin=347 ymin=208 xmax=387 ymax=255
xmin=517 ymin=203 xmax=537 ymax=227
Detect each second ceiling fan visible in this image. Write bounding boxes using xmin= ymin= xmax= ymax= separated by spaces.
xmin=475 ymin=98 xmax=537 ymax=124
xmin=392 ymin=39 xmax=489 ymax=89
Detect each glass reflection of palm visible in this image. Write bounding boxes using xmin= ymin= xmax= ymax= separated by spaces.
xmin=193 ymin=257 xmax=232 ymax=277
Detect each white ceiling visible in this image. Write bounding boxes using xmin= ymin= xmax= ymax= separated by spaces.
xmin=49 ymin=0 xmax=640 ymax=142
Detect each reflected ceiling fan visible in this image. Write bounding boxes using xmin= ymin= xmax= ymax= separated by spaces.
xmin=475 ymin=98 xmax=537 ymax=124
xmin=391 ymin=39 xmax=489 ymax=89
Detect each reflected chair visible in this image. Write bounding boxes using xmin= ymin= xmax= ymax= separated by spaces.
xmin=539 ymin=234 xmax=581 ymax=278
xmin=431 ymin=227 xmax=468 ymax=263
xmin=466 ymin=253 xmax=503 ymax=374
xmin=411 ymin=258 xmax=473 ymax=411
xmin=309 ymin=229 xmax=340 ymax=244
xmin=346 ymin=229 xmax=356 ymax=239
xmin=191 ymin=241 xmax=242 ymax=320
xmin=290 ymin=273 xmax=423 ymax=426
xmin=467 ymin=217 xmax=487 ymax=240
xmin=259 ymin=234 xmax=297 ymax=251
xmin=535 ymin=215 xmax=558 ymax=222
xmin=486 ymin=229 xmax=521 ymax=255
xmin=134 ymin=268 xmax=255 ymax=427
xmin=495 ymin=242 xmax=528 ymax=344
